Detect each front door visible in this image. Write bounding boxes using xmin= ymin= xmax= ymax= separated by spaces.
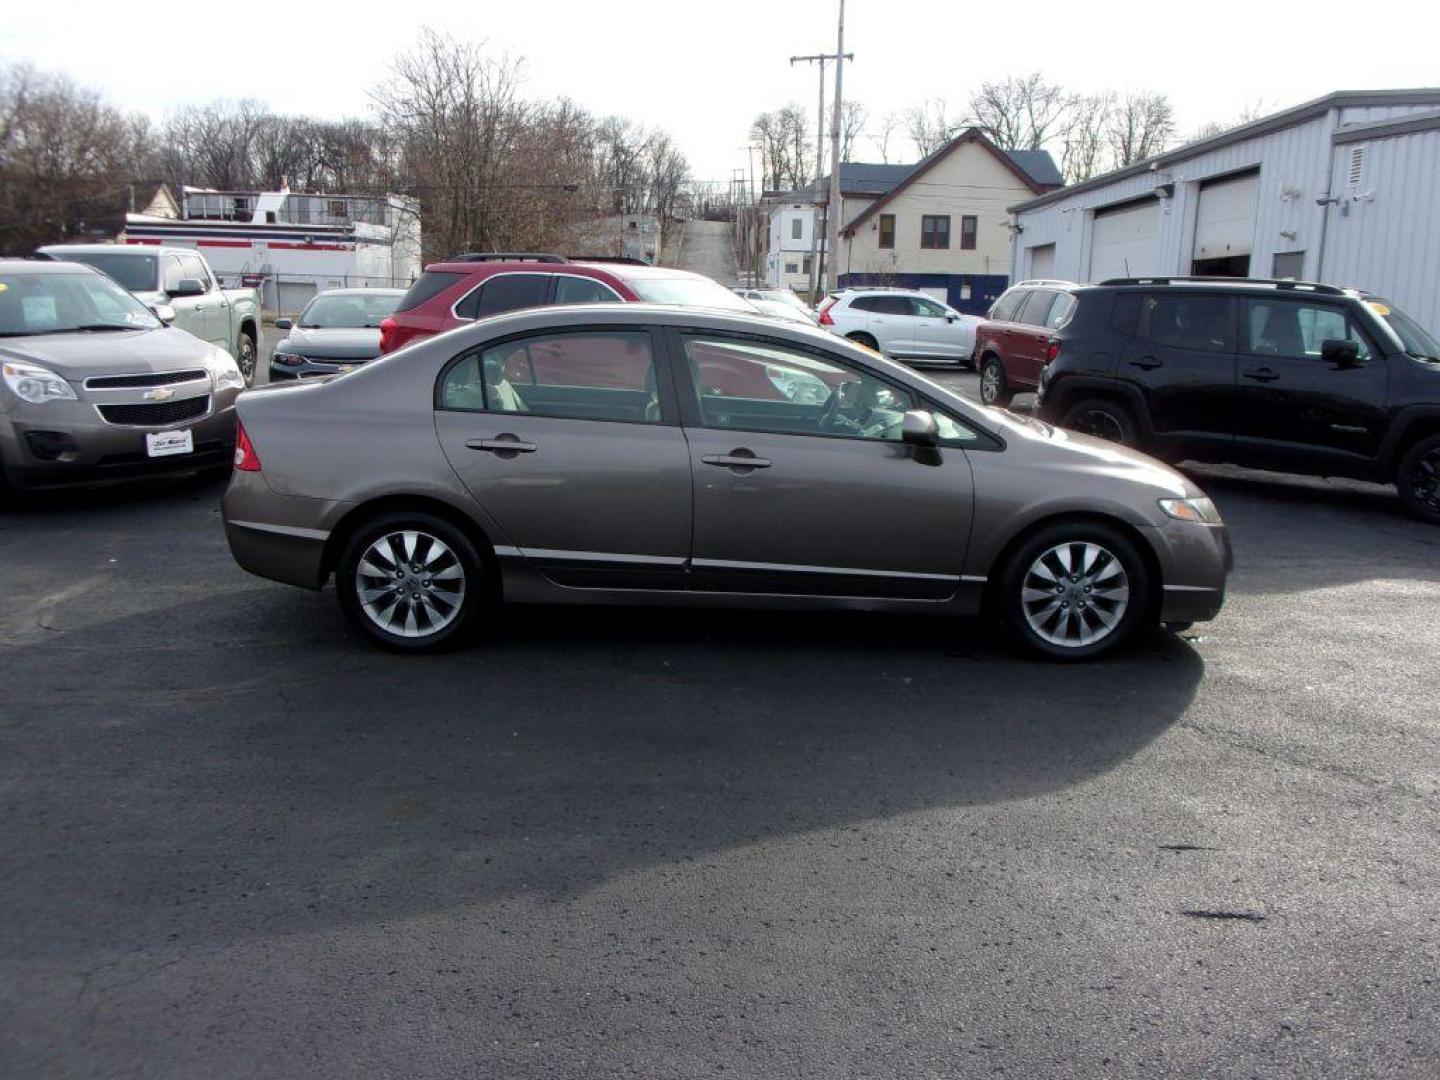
xmin=1126 ymin=292 xmax=1237 ymax=451
xmin=671 ymin=330 xmax=974 ymax=599
xmin=434 ymin=327 xmax=692 ymax=589
xmin=1231 ymin=297 xmax=1390 ymax=469
xmin=866 ymin=295 xmax=926 ymax=356
xmin=912 ymin=295 xmax=964 ymax=360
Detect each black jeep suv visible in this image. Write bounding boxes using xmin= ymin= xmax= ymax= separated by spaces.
xmin=1035 ymin=277 xmax=1440 ymax=523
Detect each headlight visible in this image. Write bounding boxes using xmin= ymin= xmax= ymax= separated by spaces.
xmin=212 ymin=348 xmax=245 ymax=390
xmin=2 ymin=360 xmax=77 ymax=404
xmin=1159 ymin=497 xmax=1223 ymax=524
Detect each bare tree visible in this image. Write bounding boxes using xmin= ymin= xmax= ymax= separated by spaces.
xmin=1060 ymin=93 xmax=1114 ymax=183
xmin=1107 ymin=91 xmax=1176 ymax=167
xmin=903 ymin=98 xmax=962 ymax=157
xmin=870 ymin=111 xmax=904 ymax=164
xmin=750 ymin=105 xmax=811 ymax=191
xmin=967 ymin=73 xmax=1072 ymax=150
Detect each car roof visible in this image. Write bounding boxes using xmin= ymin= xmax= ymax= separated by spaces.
xmin=1087 ymin=276 xmax=1363 ymax=299
xmin=421 ymin=258 xmax=710 ymax=283
xmin=0 ymin=258 xmax=101 ymax=275
xmin=309 ymin=287 xmax=405 ymax=297
xmin=37 ymin=243 xmax=193 ymax=258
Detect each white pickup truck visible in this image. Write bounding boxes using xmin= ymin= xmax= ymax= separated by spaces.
xmin=37 ymin=244 xmax=261 ymax=384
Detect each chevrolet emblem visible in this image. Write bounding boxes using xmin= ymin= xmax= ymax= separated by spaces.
xmin=143 ymin=387 xmax=176 ymax=402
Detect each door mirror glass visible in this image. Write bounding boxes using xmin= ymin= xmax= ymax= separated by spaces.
xmin=901 ymin=410 xmax=939 ymax=447
xmin=149 ymin=303 xmax=176 ymax=324
xmin=1321 ymin=338 xmax=1362 ymax=366
xmin=274 ymin=317 xmax=293 ymax=330
xmin=170 ymin=277 xmax=206 ymax=298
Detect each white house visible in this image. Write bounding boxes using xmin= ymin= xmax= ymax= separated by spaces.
xmin=1008 ymin=88 xmax=1440 ymax=333
xmin=765 ymin=134 xmax=1062 ymax=314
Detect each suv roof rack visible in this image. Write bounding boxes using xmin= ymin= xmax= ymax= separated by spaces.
xmin=1099 ymin=275 xmax=1348 ymax=296
xmin=568 ymin=255 xmax=648 ymax=265
xmin=447 ymin=252 xmax=570 ymax=264
xmin=1012 ymin=278 xmax=1078 ymax=289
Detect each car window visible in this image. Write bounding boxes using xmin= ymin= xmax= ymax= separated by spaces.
xmin=874 ymin=296 xmax=913 ymax=316
xmin=179 ymin=254 xmax=210 ymax=290
xmin=58 ymin=252 xmax=158 ymax=293
xmin=990 ymin=290 xmax=1027 ymax=322
xmin=553 ymin=275 xmax=621 ymax=305
xmin=455 ymin=273 xmax=551 ymax=320
xmin=1110 ymin=293 xmax=1143 ymax=334
xmin=0 ymin=270 xmax=161 ymax=334
xmin=162 ymin=256 xmax=185 ymax=293
xmin=441 ymin=331 xmax=658 ymax=424
xmin=850 ymin=296 xmax=879 ymax=313
xmin=1042 ymin=293 xmax=1075 ymax=329
xmin=1141 ymin=295 xmax=1232 ymax=353
xmin=911 ymin=297 xmax=948 ymax=318
xmin=1243 ymin=299 xmax=1371 ymax=361
xmin=681 ymin=335 xmax=916 ymax=442
xmin=396 ymin=271 xmax=465 ymax=312
xmin=1017 ymin=290 xmax=1057 ymax=326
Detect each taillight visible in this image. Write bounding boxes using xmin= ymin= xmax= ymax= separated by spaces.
xmin=1046 ymin=340 xmax=1061 ymax=363
xmin=234 ymin=420 xmax=261 ymax=471
xmin=817 ymin=300 xmax=836 ymax=327
xmin=378 ymin=316 xmax=397 ymax=354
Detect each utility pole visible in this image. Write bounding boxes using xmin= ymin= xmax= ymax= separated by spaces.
xmin=739 ymin=144 xmax=761 ymax=287
xmin=827 ymin=0 xmax=846 ymax=293
xmin=792 ymin=4 xmax=852 ymax=299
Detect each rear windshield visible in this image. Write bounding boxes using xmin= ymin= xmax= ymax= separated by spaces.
xmin=628 ymin=276 xmax=753 ymax=311
xmin=1367 ymin=298 xmax=1440 ymax=361
xmin=396 ymin=271 xmax=465 ymax=312
xmin=56 ymin=252 xmax=158 ymax=293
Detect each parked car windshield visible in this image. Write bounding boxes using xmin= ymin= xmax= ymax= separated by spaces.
xmin=0 ymin=270 xmax=162 ymax=337
xmin=55 ymin=251 xmax=159 ymax=293
xmin=1367 ymin=298 xmax=1440 ymax=361
xmin=628 ymin=277 xmax=755 ymax=311
xmin=299 ymin=292 xmax=403 ymax=329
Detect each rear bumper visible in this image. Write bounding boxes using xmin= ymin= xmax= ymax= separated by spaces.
xmin=1145 ymin=519 xmax=1231 ymax=625
xmin=221 ymin=470 xmax=350 ymax=589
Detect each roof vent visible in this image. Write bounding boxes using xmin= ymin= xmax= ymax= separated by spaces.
xmin=1347 ymin=144 xmax=1369 ymax=193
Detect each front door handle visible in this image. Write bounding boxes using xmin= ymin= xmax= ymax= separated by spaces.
xmin=1241 ymin=367 xmax=1280 ymax=382
xmin=702 ymin=452 xmax=772 ymax=470
xmin=466 ymin=436 xmax=537 ymax=454
xmin=1130 ymin=356 xmax=1163 ymax=370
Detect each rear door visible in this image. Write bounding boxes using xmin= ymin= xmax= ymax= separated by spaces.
xmin=1007 ymin=289 xmax=1060 ymax=388
xmin=671 ymin=329 xmax=974 ymax=599
xmin=1127 ymin=292 xmax=1237 ymax=449
xmin=434 ymin=326 xmax=691 ymax=589
xmin=1232 ymin=296 xmax=1389 ymax=468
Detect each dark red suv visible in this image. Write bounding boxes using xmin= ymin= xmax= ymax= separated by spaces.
xmin=379 ymin=253 xmax=752 ymax=354
xmin=972 ymin=280 xmax=1080 ymax=406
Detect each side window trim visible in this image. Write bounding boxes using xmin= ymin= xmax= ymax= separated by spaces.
xmin=450 ymin=271 xmax=554 ymax=322
xmin=1240 ymin=298 xmax=1375 ymax=361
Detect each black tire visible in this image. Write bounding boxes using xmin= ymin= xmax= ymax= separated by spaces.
xmin=846 ymin=332 xmax=880 ymax=352
xmin=1396 ymin=434 xmax=1440 ymax=525
xmin=996 ymin=521 xmax=1152 ymax=661
xmin=979 ymin=355 xmax=1012 ymax=407
xmin=236 ymin=330 xmax=258 ymax=386
xmin=1060 ymin=397 xmax=1138 ymax=448
xmin=336 ymin=511 xmax=486 ymax=652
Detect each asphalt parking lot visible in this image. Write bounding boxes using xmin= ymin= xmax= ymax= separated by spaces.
xmin=2 ymin=365 xmax=1438 ymax=1078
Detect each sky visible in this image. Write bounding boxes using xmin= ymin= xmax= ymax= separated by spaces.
xmin=4 ymin=0 xmax=1437 ymax=186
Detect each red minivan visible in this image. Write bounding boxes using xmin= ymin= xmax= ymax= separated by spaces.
xmin=973 ymin=280 xmax=1078 ymax=406
xmin=378 ymin=253 xmax=753 ymax=354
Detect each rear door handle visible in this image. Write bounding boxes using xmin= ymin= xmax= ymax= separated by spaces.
xmin=466 ymin=437 xmax=537 ymax=454
xmin=1241 ymin=368 xmax=1280 ymax=382
xmin=702 ymin=453 xmax=772 ymax=470
xmin=1130 ymin=356 xmax=1163 ymax=370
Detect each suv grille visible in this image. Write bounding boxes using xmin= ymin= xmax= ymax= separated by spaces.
xmin=97 ymin=396 xmax=210 ymax=426
xmin=86 ymin=369 xmax=208 ymax=389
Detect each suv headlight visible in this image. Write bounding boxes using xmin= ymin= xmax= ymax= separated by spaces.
xmin=2 ymin=360 xmax=77 ymax=404
xmin=212 ymin=348 xmax=245 ymax=390
xmin=1159 ymin=497 xmax=1223 ymax=524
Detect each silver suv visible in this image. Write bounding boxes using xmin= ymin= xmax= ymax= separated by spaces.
xmin=819 ymin=288 xmax=982 ymax=366
xmin=223 ymin=304 xmax=1231 ymax=660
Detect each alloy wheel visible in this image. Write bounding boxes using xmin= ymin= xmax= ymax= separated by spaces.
xmin=236 ymin=335 xmax=257 ymax=384
xmin=1021 ymin=541 xmax=1130 ymax=648
xmin=355 ymin=529 xmax=467 ymax=639
xmin=981 ymin=363 xmax=1001 ymax=403
xmin=1410 ymin=448 xmax=1440 ymax=514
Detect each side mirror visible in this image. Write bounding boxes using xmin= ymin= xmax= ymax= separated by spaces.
xmin=1321 ymin=338 xmax=1362 ymax=367
xmin=149 ymin=303 xmax=176 ymax=325
xmin=274 ymin=317 xmax=293 ymax=330
xmin=901 ymin=409 xmax=940 ymax=448
xmin=169 ymin=277 xmax=206 ymax=298
xmin=946 ymin=313 xmax=958 ymax=323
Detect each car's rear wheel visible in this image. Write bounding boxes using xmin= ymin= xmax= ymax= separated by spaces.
xmin=979 ymin=355 xmax=1012 ymax=406
xmin=236 ymin=331 xmax=257 ymax=386
xmin=1396 ymin=434 xmax=1440 ymax=525
xmin=1060 ymin=397 xmax=1138 ymax=447
xmin=336 ymin=512 xmax=485 ymax=651
xmin=846 ymin=332 xmax=879 ymax=352
xmin=997 ymin=522 xmax=1151 ymax=660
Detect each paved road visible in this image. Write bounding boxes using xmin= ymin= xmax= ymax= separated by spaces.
xmin=2 ymin=383 xmax=1438 ymax=1078
xmin=678 ymin=219 xmax=739 ymax=286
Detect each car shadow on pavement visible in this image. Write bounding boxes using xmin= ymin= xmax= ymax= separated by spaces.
xmin=2 ymin=586 xmax=1204 ymax=961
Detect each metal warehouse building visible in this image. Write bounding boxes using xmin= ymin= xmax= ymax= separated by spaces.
xmin=1008 ymin=89 xmax=1440 ymax=333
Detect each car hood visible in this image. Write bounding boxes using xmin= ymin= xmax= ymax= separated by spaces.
xmin=0 ymin=326 xmax=217 ymax=380
xmin=279 ymin=326 xmax=382 ymax=358
xmin=993 ymin=408 xmax=1199 ymax=500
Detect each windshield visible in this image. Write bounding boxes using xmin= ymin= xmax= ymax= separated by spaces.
xmin=629 ymin=277 xmax=755 ymax=311
xmin=1368 ymin=298 xmax=1440 ymax=361
xmin=57 ymin=252 xmax=159 ymax=294
xmin=299 ymin=292 xmax=402 ymax=329
xmin=0 ymin=271 xmax=162 ymax=337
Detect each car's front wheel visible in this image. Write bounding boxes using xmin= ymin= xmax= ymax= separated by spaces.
xmin=236 ymin=331 xmax=257 ymax=386
xmin=1396 ymin=434 xmax=1440 ymax=524
xmin=979 ymin=355 xmax=1012 ymax=406
xmin=336 ymin=512 xmax=485 ymax=651
xmin=997 ymin=522 xmax=1151 ymax=660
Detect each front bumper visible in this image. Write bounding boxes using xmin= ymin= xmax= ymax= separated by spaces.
xmin=0 ymin=390 xmax=239 ymax=490
xmin=1146 ymin=518 xmax=1231 ymax=625
xmin=269 ymin=355 xmax=373 ymax=381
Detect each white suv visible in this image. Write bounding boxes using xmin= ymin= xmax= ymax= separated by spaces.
xmin=818 ymin=288 xmax=982 ymax=366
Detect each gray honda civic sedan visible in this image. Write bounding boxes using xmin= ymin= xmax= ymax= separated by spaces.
xmin=222 ymin=304 xmax=1229 ymax=659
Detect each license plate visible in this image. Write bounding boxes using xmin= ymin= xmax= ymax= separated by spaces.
xmin=338 ymin=364 xmax=355 ymax=373
xmin=146 ymin=429 xmax=193 ymax=458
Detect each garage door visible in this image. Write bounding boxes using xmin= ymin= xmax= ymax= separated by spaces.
xmin=1028 ymin=244 xmax=1056 ymax=279
xmin=1088 ymin=199 xmax=1159 ymax=282
xmin=1192 ymin=170 xmax=1259 ymax=274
